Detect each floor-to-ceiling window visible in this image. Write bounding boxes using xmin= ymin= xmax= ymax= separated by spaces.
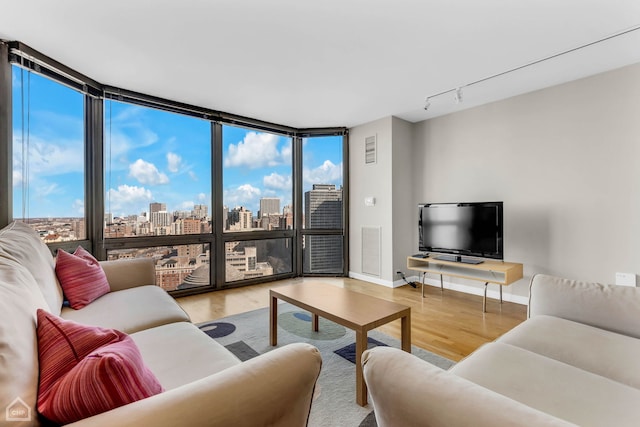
xmin=301 ymin=135 xmax=346 ymax=274
xmin=11 ymin=65 xmax=86 ymax=244
xmin=1 ymin=41 xmax=348 ymax=296
xmin=103 ymin=98 xmax=213 ymax=292
xmin=221 ymin=125 xmax=294 ymax=283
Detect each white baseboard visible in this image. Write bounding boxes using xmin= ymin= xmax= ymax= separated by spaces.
xmin=349 ymin=271 xmax=528 ymax=305
xmin=348 ymin=271 xmax=402 ymax=288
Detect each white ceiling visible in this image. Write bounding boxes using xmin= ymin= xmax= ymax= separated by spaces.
xmin=1 ymin=1 xmax=639 ymax=129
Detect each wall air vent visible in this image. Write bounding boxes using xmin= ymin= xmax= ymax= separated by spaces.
xmin=362 ymin=226 xmax=381 ymax=277
xmin=365 ymin=135 xmax=376 ymax=164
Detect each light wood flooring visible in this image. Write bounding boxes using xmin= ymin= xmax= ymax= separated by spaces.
xmin=176 ymin=277 xmax=527 ymax=362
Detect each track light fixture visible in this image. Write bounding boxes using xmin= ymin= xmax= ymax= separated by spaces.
xmin=454 ymin=87 xmax=463 ymax=104
xmin=421 ymin=24 xmax=640 ymax=112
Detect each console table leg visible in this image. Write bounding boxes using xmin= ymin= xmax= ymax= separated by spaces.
xmin=421 ymin=273 xmax=426 ymax=298
xmin=270 ymin=294 xmax=278 ymax=346
xmin=500 ymin=285 xmax=503 ymax=304
xmin=483 ymin=282 xmax=488 ymax=313
xmin=440 ymin=274 xmax=444 ymax=292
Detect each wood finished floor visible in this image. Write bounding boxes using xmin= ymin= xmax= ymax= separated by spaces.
xmin=176 ymin=277 xmax=527 ymax=362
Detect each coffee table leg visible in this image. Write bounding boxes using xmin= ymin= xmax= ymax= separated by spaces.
xmin=312 ymin=313 xmax=319 ymax=332
xmin=270 ymin=294 xmax=278 ymax=346
xmin=401 ymin=313 xmax=411 ymax=352
xmin=356 ymin=330 xmax=367 ymax=406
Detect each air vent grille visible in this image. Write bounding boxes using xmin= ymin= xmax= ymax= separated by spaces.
xmin=365 ymin=135 xmax=376 ymax=164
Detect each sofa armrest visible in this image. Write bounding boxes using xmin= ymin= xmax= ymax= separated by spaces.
xmin=528 ymin=274 xmax=640 ymax=339
xmin=362 ymin=347 xmax=575 ymax=427
xmin=67 ymin=343 xmax=322 ymax=427
xmin=100 ymin=258 xmax=156 ymax=292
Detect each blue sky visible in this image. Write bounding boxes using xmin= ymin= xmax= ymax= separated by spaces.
xmin=12 ymin=66 xmax=343 ymax=219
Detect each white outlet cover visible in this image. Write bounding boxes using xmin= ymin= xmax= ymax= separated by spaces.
xmin=615 ymin=272 xmax=636 ymax=287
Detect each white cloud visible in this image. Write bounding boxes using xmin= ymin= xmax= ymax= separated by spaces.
xmin=263 ymin=172 xmax=292 ymax=190
xmin=12 ymin=135 xmax=83 ymax=177
xmin=167 ymin=152 xmax=182 ymax=173
xmin=303 ymin=160 xmax=343 ymax=186
xmin=73 ymin=199 xmax=84 ymax=215
xmin=224 ymin=132 xmax=288 ymax=169
xmin=104 ymin=104 xmax=160 ymax=170
xmin=280 ymin=139 xmax=292 ymax=162
xmin=129 ymin=159 xmax=169 ymax=185
xmin=36 ymin=183 xmax=62 ymax=197
xmin=12 ymin=170 xmax=22 ymax=187
xmin=198 ymin=193 xmax=207 ymax=202
xmin=106 ymin=184 xmax=153 ymax=215
xmin=224 ymin=184 xmax=261 ymax=209
xmin=188 ymin=171 xmax=198 ymax=181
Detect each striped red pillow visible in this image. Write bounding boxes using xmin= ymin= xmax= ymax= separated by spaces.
xmin=36 ymin=309 xmax=163 ymax=424
xmin=55 ymin=246 xmax=110 ymax=309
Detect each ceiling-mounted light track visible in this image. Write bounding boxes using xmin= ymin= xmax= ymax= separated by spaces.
xmin=454 ymin=88 xmax=463 ymax=104
xmin=422 ymin=24 xmax=640 ymax=110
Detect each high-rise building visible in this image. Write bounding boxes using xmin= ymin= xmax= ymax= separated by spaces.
xmin=259 ymin=198 xmax=280 ymax=218
xmin=183 ymin=218 xmax=202 ymax=234
xmin=304 ymin=184 xmax=343 ymax=273
xmin=280 ymin=204 xmax=293 ymax=229
xmin=228 ymin=206 xmax=253 ymax=231
xmin=149 ymin=202 xmax=166 ymax=214
xmin=304 ymin=184 xmax=342 ymax=228
xmin=150 ymin=211 xmax=173 ymax=228
xmin=223 ymin=206 xmax=229 ymax=230
xmin=193 ymin=204 xmax=208 ymax=219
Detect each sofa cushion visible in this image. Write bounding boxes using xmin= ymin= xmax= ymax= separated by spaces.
xmin=61 ymin=285 xmax=190 ymax=334
xmin=0 ymin=221 xmax=63 ymax=315
xmin=529 ymin=274 xmax=640 ymax=339
xmin=130 ymin=322 xmax=240 ymax=390
xmin=498 ymin=315 xmax=640 ymax=390
xmin=450 ymin=342 xmax=640 ymax=427
xmin=36 ymin=310 xmax=163 ymax=425
xmin=0 ymin=259 xmax=50 ymax=426
xmin=56 ymin=246 xmax=110 ymax=309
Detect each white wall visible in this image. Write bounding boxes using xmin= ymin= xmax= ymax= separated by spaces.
xmin=412 ymin=62 xmax=640 ymax=299
xmin=349 ymin=116 xmax=415 ymax=286
xmin=348 ymin=62 xmax=640 ymax=302
xmin=391 ymin=117 xmax=415 ymax=280
xmin=349 ymin=117 xmax=394 ymax=285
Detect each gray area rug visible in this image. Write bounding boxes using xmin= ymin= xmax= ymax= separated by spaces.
xmin=198 ymin=303 xmax=455 ymax=427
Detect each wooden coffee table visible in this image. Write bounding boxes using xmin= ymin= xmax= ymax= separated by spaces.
xmin=270 ymin=283 xmax=411 ymax=406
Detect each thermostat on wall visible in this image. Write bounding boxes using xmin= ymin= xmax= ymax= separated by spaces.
xmin=364 ymin=197 xmax=376 ymax=207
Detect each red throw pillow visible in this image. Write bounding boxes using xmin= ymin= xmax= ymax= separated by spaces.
xmin=55 ymin=246 xmax=110 ymax=309
xmin=36 ymin=309 xmax=163 ymax=424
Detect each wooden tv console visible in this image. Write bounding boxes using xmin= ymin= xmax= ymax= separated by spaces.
xmin=407 ymin=255 xmax=523 ymax=312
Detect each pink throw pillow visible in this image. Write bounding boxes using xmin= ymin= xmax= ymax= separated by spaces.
xmin=55 ymin=246 xmax=110 ymax=309
xmin=36 ymin=309 xmax=163 ymax=424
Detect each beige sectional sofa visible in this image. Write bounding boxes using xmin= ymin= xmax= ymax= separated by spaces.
xmin=362 ymin=274 xmax=640 ymax=427
xmin=0 ymin=221 xmax=322 ymax=426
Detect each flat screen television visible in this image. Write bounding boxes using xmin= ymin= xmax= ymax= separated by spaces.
xmin=418 ymin=202 xmax=503 ymax=263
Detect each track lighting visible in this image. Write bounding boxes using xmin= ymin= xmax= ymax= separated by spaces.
xmin=421 ymin=24 xmax=640 ymax=112
xmin=454 ymin=87 xmax=463 ymax=104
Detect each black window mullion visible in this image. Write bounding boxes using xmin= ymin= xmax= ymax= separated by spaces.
xmin=213 ymin=122 xmax=225 ymax=289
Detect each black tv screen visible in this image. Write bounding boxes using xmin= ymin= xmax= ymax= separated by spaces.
xmin=418 ymin=202 xmax=503 ymax=260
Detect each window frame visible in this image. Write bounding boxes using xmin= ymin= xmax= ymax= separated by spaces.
xmin=0 ymin=41 xmax=349 ymax=296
